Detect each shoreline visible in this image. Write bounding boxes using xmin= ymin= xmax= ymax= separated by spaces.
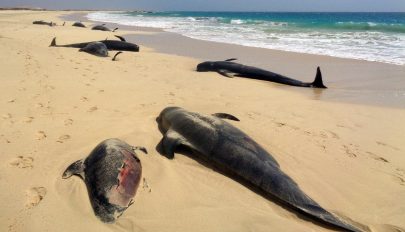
xmin=62 ymin=12 xmax=405 ymax=109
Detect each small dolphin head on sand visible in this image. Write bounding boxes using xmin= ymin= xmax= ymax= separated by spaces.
xmin=156 ymin=107 xmax=182 ymax=133
xmin=196 ymin=61 xmax=216 ymax=72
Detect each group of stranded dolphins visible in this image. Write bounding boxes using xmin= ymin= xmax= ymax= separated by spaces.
xmin=32 ymin=19 xmax=369 ymax=231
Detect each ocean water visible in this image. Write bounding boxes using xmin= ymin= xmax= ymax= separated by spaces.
xmin=87 ymin=12 xmax=405 ymax=65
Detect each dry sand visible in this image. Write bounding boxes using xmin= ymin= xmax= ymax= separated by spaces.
xmin=0 ymin=10 xmax=404 ymax=232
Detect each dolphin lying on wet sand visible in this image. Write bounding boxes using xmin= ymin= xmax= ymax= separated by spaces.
xmin=49 ymin=36 xmax=139 ymax=52
xmin=197 ymin=59 xmax=327 ymax=88
xmin=156 ymin=107 xmax=363 ymax=231
xmin=72 ymin=22 xmax=86 ymax=27
xmin=92 ymin=24 xmax=118 ymax=32
xmin=33 ymin=20 xmax=55 ymax=26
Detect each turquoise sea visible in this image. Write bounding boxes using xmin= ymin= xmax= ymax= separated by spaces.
xmin=87 ymin=12 xmax=405 ymax=65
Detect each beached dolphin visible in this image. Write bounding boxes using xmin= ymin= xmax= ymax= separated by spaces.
xmin=49 ymin=36 xmax=139 ymax=52
xmin=62 ymin=138 xmax=147 ymax=223
xmin=78 ymin=42 xmax=123 ymax=60
xmin=33 ymin=20 xmax=55 ymax=26
xmin=196 ymin=59 xmax=327 ymax=88
xmin=72 ymin=21 xmax=86 ymax=27
xmin=79 ymin=42 xmax=109 ymax=57
xmin=92 ymin=24 xmax=118 ymax=32
xmin=156 ymin=107 xmax=362 ymax=231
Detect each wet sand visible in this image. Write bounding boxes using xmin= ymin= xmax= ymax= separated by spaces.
xmin=68 ymin=12 xmax=405 ymax=108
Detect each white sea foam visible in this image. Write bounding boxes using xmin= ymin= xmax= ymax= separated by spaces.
xmin=87 ymin=12 xmax=405 ymax=65
xmin=230 ymin=19 xmax=244 ymax=24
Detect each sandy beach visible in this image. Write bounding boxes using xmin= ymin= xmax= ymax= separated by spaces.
xmin=0 ymin=10 xmax=405 ymax=232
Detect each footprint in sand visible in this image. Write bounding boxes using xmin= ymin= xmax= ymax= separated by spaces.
xmin=365 ymin=151 xmax=389 ymax=163
xmin=22 ymin=116 xmax=34 ymax=123
xmin=80 ymin=96 xmax=88 ymax=102
xmin=142 ymin=177 xmax=152 ymax=193
xmin=64 ymin=119 xmax=73 ymax=126
xmin=392 ymin=174 xmax=405 ymax=186
xmin=2 ymin=113 xmax=12 ymax=119
xmin=57 ymin=135 xmax=71 ymax=143
xmin=376 ymin=141 xmax=400 ymax=151
xmin=98 ymin=89 xmax=104 ymax=93
xmin=25 ymin=187 xmax=47 ymax=208
xmin=36 ymin=131 xmax=46 ymax=140
xmin=342 ymin=144 xmax=357 ymax=158
xmin=326 ymin=130 xmax=340 ymax=139
xmin=8 ymin=99 xmax=16 ymax=103
xmin=275 ymin=122 xmax=286 ymax=127
xmin=9 ymin=156 xmax=34 ymax=168
xmin=88 ymin=106 xmax=98 ymax=112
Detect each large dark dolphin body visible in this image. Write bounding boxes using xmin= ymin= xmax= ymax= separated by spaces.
xmin=197 ymin=59 xmax=327 ymax=88
xmin=49 ymin=36 xmax=139 ymax=52
xmin=157 ymin=107 xmax=362 ymax=231
xmin=92 ymin=24 xmax=118 ymax=32
xmin=62 ymin=138 xmax=147 ymax=223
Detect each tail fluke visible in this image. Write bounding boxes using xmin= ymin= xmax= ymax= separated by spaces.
xmin=112 ymin=51 xmax=123 ymax=61
xmin=311 ymin=67 xmax=327 ymax=88
xmin=112 ymin=28 xmax=119 ymax=32
xmin=50 ymin=37 xmax=56 ymax=47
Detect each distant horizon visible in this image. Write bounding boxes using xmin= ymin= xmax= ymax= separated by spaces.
xmin=1 ymin=0 xmax=405 ymax=12
xmin=2 ymin=7 xmax=405 ymax=13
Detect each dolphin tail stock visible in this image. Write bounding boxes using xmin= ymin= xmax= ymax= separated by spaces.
xmin=112 ymin=51 xmax=123 ymax=61
xmin=50 ymin=37 xmax=57 ymax=47
xmin=263 ymin=170 xmax=361 ymax=231
xmin=112 ymin=27 xmax=119 ymax=32
xmin=311 ymin=66 xmax=327 ymax=88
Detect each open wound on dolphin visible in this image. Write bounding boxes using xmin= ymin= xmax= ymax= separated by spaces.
xmin=108 ymin=149 xmax=141 ymax=207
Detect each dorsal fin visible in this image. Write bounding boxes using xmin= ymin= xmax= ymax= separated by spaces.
xmin=114 ymin=35 xmax=126 ymax=42
xmin=311 ymin=67 xmax=327 ymax=89
xmin=225 ymin=58 xmax=237 ymax=62
xmin=62 ymin=159 xmax=85 ymax=179
xmin=212 ymin=113 xmax=240 ymax=121
xmin=49 ymin=37 xmax=57 ymax=47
